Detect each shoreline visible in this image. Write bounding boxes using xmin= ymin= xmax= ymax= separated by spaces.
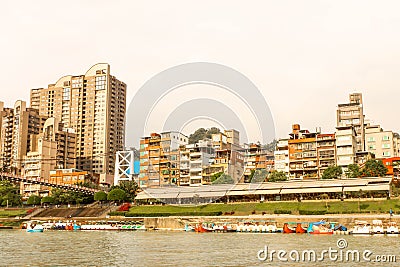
xmin=1 ymin=214 xmax=398 ymax=230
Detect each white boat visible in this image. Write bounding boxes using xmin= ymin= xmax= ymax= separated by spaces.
xmin=236 ymin=223 xmax=244 ymax=232
xmin=372 ymin=220 xmax=384 ymax=234
xmin=350 ymin=220 xmax=371 ymax=235
xmin=134 ymin=225 xmax=146 ymax=231
xmin=80 ymin=223 xmax=119 ymax=231
xmin=42 ymin=222 xmax=55 ymax=230
xmin=386 ymin=222 xmax=399 ymax=235
xmin=26 ymin=221 xmax=44 ymax=233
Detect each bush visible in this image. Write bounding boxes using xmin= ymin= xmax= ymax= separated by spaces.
xmin=109 ymin=211 xmax=223 ymax=217
xmin=27 ymin=195 xmax=41 ymax=205
xmin=360 ymin=204 xmax=369 ymax=210
xmin=94 ymin=191 xmax=107 ymax=202
xmin=41 ymin=196 xmax=54 ymax=204
xmin=299 ymin=210 xmax=326 ymax=215
xmin=107 ymin=188 xmax=127 ymax=202
xmin=118 ymin=203 xmax=131 ymax=212
xmin=274 ymin=210 xmax=292 ymax=214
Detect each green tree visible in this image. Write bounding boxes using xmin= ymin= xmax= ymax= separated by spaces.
xmin=321 ymin=166 xmax=342 ymax=179
xmin=116 ymin=181 xmax=138 ymax=202
xmin=345 ymin=164 xmax=361 ymax=178
xmin=94 ymin=191 xmax=107 ymax=202
xmin=107 ymin=188 xmax=127 ymax=203
xmin=50 ymin=188 xmax=93 ymax=205
xmin=41 ymin=196 xmax=54 ymax=204
xmin=0 ymin=180 xmax=21 ymax=206
xmin=27 ymin=195 xmax=41 ymax=205
xmin=212 ymin=174 xmax=235 ymax=184
xmin=263 ymin=139 xmax=278 ymax=152
xmin=210 ymin=172 xmax=224 ymax=183
xmin=362 ymin=159 xmax=388 ymax=177
xmin=268 ymin=171 xmax=288 ymax=182
xmin=188 ymin=127 xmax=221 ymax=144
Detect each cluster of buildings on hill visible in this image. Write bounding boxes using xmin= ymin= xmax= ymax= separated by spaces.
xmin=0 ymin=64 xmax=126 ymax=197
xmin=274 ymin=93 xmax=400 ymax=180
xmin=1 ymin=63 xmax=399 ymax=199
xmin=137 ymin=93 xmax=400 ymax=188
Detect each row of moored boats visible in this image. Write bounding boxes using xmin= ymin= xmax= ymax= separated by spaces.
xmin=187 ymin=220 xmax=400 ymax=235
xmin=23 ymin=220 xmax=146 ymax=233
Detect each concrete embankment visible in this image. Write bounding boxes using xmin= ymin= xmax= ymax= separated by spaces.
xmin=2 ymin=212 xmax=398 ymax=230
xmin=141 ymin=214 xmax=400 ymax=230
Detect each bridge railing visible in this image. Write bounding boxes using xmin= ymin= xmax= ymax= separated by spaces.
xmin=0 ymin=172 xmax=100 ymax=194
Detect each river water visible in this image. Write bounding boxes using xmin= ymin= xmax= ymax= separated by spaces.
xmin=0 ymin=230 xmax=399 ymax=266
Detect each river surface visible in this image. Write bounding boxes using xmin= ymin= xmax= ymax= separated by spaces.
xmin=0 ymin=230 xmax=399 ymax=266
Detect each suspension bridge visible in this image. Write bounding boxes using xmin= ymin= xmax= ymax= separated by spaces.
xmin=0 ymin=173 xmax=99 ymax=195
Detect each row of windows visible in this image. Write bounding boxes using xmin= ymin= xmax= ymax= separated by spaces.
xmin=367 ymin=136 xmax=391 ymax=142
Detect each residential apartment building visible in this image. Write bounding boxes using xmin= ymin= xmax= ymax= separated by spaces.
xmin=30 ymin=63 xmax=126 ymax=175
xmin=335 ymin=126 xmax=357 ymax=168
xmin=288 ymin=124 xmax=318 ymax=179
xmin=365 ymin=124 xmax=399 ymax=159
xmin=243 ymin=143 xmax=271 ymax=182
xmin=382 ymin=157 xmax=400 ymax=177
xmin=316 ymin=134 xmax=336 ymax=176
xmin=206 ymin=130 xmax=244 ymax=183
xmin=49 ymin=169 xmax=99 ymax=187
xmin=186 ymin=140 xmax=214 ymax=186
xmin=0 ymin=102 xmax=13 ymax=172
xmin=0 ymin=100 xmax=47 ymax=175
xmin=139 ymin=131 xmax=188 ymax=187
xmin=337 ymin=93 xmax=365 ymax=152
xmin=287 ymin=124 xmax=337 ymax=179
xmin=274 ymin=139 xmax=289 ymax=175
xmin=22 ymin=118 xmax=76 ymax=197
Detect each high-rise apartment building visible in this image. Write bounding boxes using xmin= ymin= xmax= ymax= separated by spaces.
xmin=337 ymin=93 xmax=365 ymax=152
xmin=0 ymin=100 xmax=47 ymax=175
xmin=30 ymin=63 xmax=126 ymax=175
xmin=22 ymin=118 xmax=76 ymax=197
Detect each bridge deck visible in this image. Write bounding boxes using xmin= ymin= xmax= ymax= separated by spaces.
xmin=0 ymin=173 xmax=99 ymax=195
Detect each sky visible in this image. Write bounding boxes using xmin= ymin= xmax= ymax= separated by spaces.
xmin=1 ymin=0 xmax=400 ymax=146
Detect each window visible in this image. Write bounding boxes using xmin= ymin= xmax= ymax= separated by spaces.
xmin=382 ymin=143 xmax=391 ymax=149
xmin=382 ymin=136 xmax=390 ymax=141
xmin=368 ymin=145 xmax=376 ymax=150
xmin=383 ymin=151 xmax=391 ymax=157
xmin=367 ymin=137 xmax=375 ymax=142
xmin=62 ymin=87 xmax=70 ymax=101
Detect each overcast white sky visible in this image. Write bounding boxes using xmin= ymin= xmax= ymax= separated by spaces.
xmin=1 ymin=0 xmax=399 ymax=144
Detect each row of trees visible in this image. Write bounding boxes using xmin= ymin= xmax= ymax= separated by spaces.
xmin=6 ymin=180 xmax=139 ymax=207
xmin=27 ymin=188 xmax=94 ymax=206
xmin=322 ymin=159 xmax=388 ymax=179
xmin=94 ymin=181 xmax=138 ymax=203
xmin=208 ymin=159 xmax=388 ymax=184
